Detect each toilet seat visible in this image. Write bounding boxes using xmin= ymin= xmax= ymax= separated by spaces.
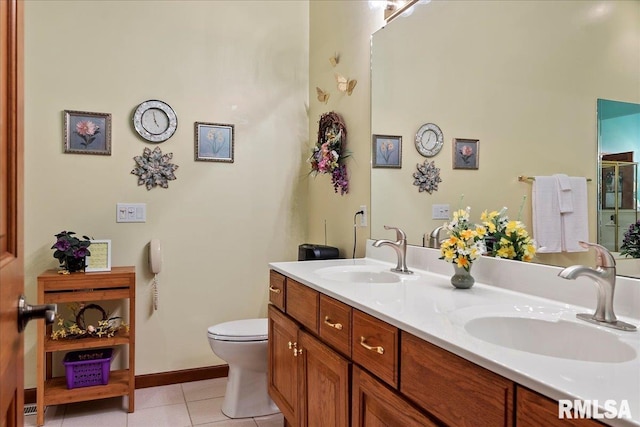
xmin=208 ymin=318 xmax=268 ymax=342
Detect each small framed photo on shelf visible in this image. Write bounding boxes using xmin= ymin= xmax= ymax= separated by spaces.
xmin=64 ymin=110 xmax=112 ymax=155
xmin=452 ymin=138 xmax=479 ymax=170
xmin=194 ymin=122 xmax=235 ymax=163
xmin=85 ymin=240 xmax=111 ymax=272
xmin=372 ymin=134 xmax=402 ymax=168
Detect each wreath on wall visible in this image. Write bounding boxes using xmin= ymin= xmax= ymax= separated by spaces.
xmin=309 ymin=111 xmax=349 ymax=195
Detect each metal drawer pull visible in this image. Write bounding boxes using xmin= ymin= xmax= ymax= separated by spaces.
xmin=360 ymin=336 xmax=385 ymax=355
xmin=294 ymin=347 xmax=303 ymax=357
xmin=324 ymin=316 xmax=343 ymax=330
xmin=288 ymin=341 xmax=294 ymax=349
xmin=269 ymin=286 xmax=281 ymax=294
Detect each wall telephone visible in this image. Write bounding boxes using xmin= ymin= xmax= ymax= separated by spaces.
xmin=149 ymin=239 xmax=162 ymax=274
xmin=148 ymin=239 xmax=162 ymax=310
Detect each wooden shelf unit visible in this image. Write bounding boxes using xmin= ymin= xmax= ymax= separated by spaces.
xmin=36 ymin=267 xmax=136 ymax=426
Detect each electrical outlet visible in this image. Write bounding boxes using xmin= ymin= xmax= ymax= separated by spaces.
xmin=116 ymin=203 xmax=146 ymax=223
xmin=359 ymin=205 xmax=368 ymax=227
xmin=432 ymin=204 xmax=450 ymax=220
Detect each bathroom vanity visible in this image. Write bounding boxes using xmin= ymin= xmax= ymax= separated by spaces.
xmin=267 ymin=243 xmax=640 ymax=427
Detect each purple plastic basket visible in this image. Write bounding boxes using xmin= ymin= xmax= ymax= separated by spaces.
xmin=63 ymin=348 xmax=113 ymax=389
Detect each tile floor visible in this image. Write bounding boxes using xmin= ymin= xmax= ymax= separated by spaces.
xmin=25 ymin=378 xmax=284 ymax=427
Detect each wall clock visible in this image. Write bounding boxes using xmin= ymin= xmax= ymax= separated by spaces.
xmin=133 ymin=100 xmax=178 ymax=143
xmin=415 ymin=123 xmax=444 ymax=157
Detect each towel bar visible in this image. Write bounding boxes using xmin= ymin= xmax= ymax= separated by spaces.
xmin=518 ymin=175 xmax=592 ymax=182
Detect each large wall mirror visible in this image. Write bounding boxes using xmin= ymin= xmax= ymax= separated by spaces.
xmin=371 ymin=1 xmax=640 ymax=277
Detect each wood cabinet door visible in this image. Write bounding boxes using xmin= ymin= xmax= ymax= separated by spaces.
xmin=352 ymin=366 xmax=438 ymax=427
xmin=268 ymin=305 xmax=300 ymax=426
xmin=401 ymin=331 xmax=514 ymax=427
xmin=299 ymin=330 xmax=350 ymax=427
xmin=516 ymin=386 xmax=605 ymax=427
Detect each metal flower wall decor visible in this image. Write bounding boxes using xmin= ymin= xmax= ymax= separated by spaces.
xmin=413 ymin=160 xmax=442 ymax=194
xmin=131 ymin=146 xmax=179 ymax=190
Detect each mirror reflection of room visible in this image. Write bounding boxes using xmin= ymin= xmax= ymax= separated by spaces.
xmin=371 ymin=1 xmax=640 ymax=278
xmin=597 ymin=99 xmax=640 ymax=266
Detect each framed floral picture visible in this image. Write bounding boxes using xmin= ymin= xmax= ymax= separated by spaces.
xmin=372 ymin=134 xmax=402 ymax=168
xmin=64 ymin=110 xmax=112 ymax=155
xmin=194 ymin=122 xmax=235 ymax=163
xmin=452 ymin=138 xmax=479 ymax=170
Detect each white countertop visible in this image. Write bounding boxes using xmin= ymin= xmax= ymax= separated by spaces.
xmin=270 ymin=247 xmax=640 ymax=426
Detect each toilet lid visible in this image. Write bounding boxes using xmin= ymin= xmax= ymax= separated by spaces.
xmin=207 ymin=318 xmax=268 ymax=342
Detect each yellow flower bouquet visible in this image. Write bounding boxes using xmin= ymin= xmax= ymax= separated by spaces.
xmin=439 ymin=207 xmax=487 ymax=271
xmin=481 ymin=208 xmax=536 ymax=262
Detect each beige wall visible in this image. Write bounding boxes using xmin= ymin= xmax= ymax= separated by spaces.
xmin=24 ymin=0 xmax=309 ymax=387
xmin=307 ymin=1 xmax=383 ymax=257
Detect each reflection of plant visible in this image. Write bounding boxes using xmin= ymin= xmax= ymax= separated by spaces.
xmin=439 ymin=207 xmax=486 ymax=271
xmin=51 ymin=302 xmax=129 ymax=340
xmin=378 ymin=140 xmax=395 ymax=164
xmin=309 ymin=112 xmax=350 ymax=195
xmin=621 ymin=220 xmax=640 ymax=258
xmin=51 ymin=231 xmax=91 ymax=264
xmin=481 ymin=208 xmax=536 ymax=262
xmin=459 ymin=145 xmax=474 ymax=164
xmin=75 ymin=120 xmax=100 ymax=147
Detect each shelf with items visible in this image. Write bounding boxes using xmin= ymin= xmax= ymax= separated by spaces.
xmin=36 ymin=267 xmax=136 ymax=427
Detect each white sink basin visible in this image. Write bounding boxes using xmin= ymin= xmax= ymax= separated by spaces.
xmin=465 ymin=315 xmax=636 ymax=363
xmin=314 ymin=265 xmax=402 ymax=283
xmin=448 ymin=304 xmax=637 ymax=363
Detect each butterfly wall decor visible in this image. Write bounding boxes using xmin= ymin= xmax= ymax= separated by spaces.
xmin=329 ymin=54 xmax=339 ymax=67
xmin=316 ymin=87 xmax=330 ymax=104
xmin=335 ymin=73 xmax=357 ymax=96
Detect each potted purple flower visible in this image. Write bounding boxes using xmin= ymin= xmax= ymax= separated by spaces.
xmin=51 ymin=231 xmax=92 ymax=272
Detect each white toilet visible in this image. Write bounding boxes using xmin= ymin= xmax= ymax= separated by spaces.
xmin=207 ymin=318 xmax=280 ymax=418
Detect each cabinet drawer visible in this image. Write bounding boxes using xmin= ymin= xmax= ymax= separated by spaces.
xmin=286 ymin=279 xmax=319 ymax=334
xmin=401 ymin=331 xmax=514 ymax=427
xmin=269 ymin=270 xmax=286 ymax=311
xmin=319 ymin=295 xmax=352 ymax=357
xmin=352 ymin=309 xmax=398 ymax=389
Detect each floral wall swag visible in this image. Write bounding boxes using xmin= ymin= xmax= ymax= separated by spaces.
xmin=131 ymin=146 xmax=179 ymax=190
xmin=309 ymin=111 xmax=349 ymax=195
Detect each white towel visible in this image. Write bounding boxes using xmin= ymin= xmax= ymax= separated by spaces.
xmin=532 ymin=176 xmax=562 ymax=253
xmin=561 ymin=177 xmax=589 ymax=252
xmin=553 ymin=173 xmax=573 ymax=213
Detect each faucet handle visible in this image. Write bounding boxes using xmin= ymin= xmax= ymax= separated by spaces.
xmin=383 ymin=225 xmax=407 ymax=241
xmin=578 ymin=241 xmax=616 ymax=269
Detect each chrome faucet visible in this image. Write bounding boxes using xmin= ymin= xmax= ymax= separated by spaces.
xmin=373 ymin=225 xmax=413 ymax=274
xmin=426 ymin=226 xmax=445 ymax=249
xmin=558 ymin=241 xmax=636 ymax=331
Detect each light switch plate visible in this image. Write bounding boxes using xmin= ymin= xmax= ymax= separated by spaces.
xmin=116 ymin=203 xmax=146 ymax=223
xmin=432 ymin=204 xmax=450 ymax=220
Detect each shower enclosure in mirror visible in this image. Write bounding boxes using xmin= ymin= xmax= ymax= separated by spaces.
xmin=370 ymin=1 xmax=640 ymax=277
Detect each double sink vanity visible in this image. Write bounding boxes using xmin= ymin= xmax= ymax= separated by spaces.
xmin=267 ymin=241 xmax=640 ymax=426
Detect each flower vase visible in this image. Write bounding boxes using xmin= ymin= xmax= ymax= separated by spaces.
xmin=64 ymin=256 xmax=86 ymax=273
xmin=451 ymin=265 xmax=474 ymax=289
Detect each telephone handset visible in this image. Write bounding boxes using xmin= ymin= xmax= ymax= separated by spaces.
xmin=148 ymin=239 xmax=162 ymax=311
xmin=149 ymin=239 xmax=162 ymax=274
